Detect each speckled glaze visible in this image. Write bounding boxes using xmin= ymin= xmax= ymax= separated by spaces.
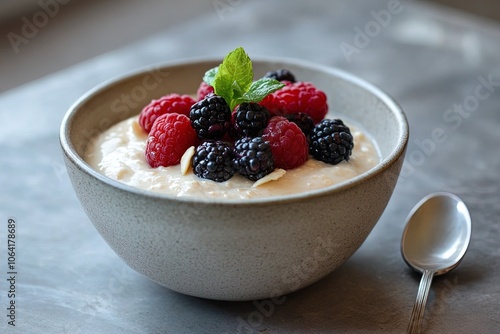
xmin=60 ymin=58 xmax=409 ymax=301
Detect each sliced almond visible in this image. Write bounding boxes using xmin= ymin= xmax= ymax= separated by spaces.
xmin=252 ymin=169 xmax=286 ymax=187
xmin=180 ymin=146 xmax=195 ymax=175
xmin=131 ymin=119 xmax=146 ymax=137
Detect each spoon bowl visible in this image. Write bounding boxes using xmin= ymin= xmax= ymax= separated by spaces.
xmin=401 ymin=192 xmax=472 ymax=333
xmin=402 ymin=192 xmax=472 ymax=274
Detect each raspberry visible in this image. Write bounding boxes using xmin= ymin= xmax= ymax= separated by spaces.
xmin=262 ymin=116 xmax=309 ymax=170
xmin=190 ymin=93 xmax=232 ymax=140
xmin=263 ymin=69 xmax=296 ymax=82
xmin=196 ymin=81 xmax=214 ymax=101
xmin=309 ymin=119 xmax=353 ymax=165
xmin=259 ymin=81 xmax=328 ymax=124
xmin=284 ymin=112 xmax=315 ymax=137
xmin=145 ymin=113 xmax=197 ymax=168
xmin=193 ymin=141 xmax=235 ymax=182
xmin=233 ymin=137 xmax=274 ymax=181
xmin=139 ymin=94 xmax=196 ymax=133
xmin=232 ymin=102 xmax=270 ymax=138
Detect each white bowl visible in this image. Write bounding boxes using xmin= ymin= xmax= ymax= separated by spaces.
xmin=60 ymin=57 xmax=408 ymax=301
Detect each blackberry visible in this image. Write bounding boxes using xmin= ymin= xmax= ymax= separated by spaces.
xmin=264 ymin=69 xmax=296 ymax=82
xmin=309 ymin=119 xmax=353 ymax=165
xmin=190 ymin=93 xmax=231 ymax=140
xmin=233 ymin=137 xmax=274 ymax=181
xmin=192 ymin=141 xmax=235 ymax=182
xmin=233 ymin=102 xmax=270 ymax=138
xmin=284 ymin=112 xmax=315 ymax=137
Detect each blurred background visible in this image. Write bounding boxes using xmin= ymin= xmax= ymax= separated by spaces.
xmin=1 ymin=0 xmax=499 ymax=93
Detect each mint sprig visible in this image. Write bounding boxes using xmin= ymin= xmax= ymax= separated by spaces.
xmin=203 ymin=47 xmax=284 ymax=110
xmin=203 ymin=66 xmax=218 ymax=86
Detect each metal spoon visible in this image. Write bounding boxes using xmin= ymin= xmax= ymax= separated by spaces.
xmin=401 ymin=192 xmax=472 ymax=334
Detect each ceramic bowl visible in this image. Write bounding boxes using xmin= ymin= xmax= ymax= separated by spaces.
xmin=60 ymin=57 xmax=408 ymax=301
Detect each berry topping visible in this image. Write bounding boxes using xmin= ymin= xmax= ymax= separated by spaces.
xmin=262 ymin=116 xmax=309 ymax=170
xmin=196 ymin=81 xmax=214 ymax=101
xmin=192 ymin=141 xmax=235 ymax=182
xmin=145 ymin=113 xmax=197 ymax=168
xmin=264 ymin=69 xmax=296 ymax=83
xmin=190 ymin=93 xmax=232 ymax=140
xmin=309 ymin=119 xmax=354 ymax=165
xmin=284 ymin=112 xmax=315 ymax=138
xmin=139 ymin=94 xmax=196 ymax=133
xmin=139 ymin=47 xmax=342 ymax=187
xmin=259 ymin=81 xmax=328 ymax=124
xmin=233 ymin=102 xmax=271 ymax=138
xmin=233 ymin=137 xmax=275 ymax=181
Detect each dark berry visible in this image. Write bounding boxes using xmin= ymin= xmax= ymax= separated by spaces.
xmin=190 ymin=93 xmax=231 ymax=140
xmin=192 ymin=141 xmax=235 ymax=182
xmin=284 ymin=112 xmax=315 ymax=137
xmin=233 ymin=102 xmax=270 ymax=138
xmin=309 ymin=119 xmax=353 ymax=165
xmin=233 ymin=137 xmax=274 ymax=181
xmin=264 ymin=69 xmax=296 ymax=83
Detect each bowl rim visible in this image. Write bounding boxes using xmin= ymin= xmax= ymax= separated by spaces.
xmin=60 ymin=55 xmax=409 ymax=206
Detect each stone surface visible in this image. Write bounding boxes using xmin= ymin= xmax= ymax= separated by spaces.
xmin=0 ymin=0 xmax=499 ymax=333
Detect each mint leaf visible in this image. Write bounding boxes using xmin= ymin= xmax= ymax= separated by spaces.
xmin=203 ymin=66 xmax=218 ymax=86
xmin=213 ymin=47 xmax=253 ymax=110
xmin=208 ymin=47 xmax=285 ymax=110
xmin=234 ymin=78 xmax=285 ymax=105
xmin=213 ymin=64 xmax=235 ymax=104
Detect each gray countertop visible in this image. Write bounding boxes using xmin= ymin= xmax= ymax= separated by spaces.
xmin=1 ymin=0 xmax=499 ymax=333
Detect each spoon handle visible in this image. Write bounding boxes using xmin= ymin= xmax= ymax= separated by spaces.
xmin=407 ymin=269 xmax=434 ymax=334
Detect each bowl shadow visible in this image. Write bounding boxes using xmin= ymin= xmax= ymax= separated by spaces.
xmin=145 ymin=253 xmax=415 ymax=333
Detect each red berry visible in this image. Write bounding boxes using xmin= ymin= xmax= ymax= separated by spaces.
xmin=260 ymin=81 xmax=328 ymax=123
xmin=262 ymin=116 xmax=309 ymax=170
xmin=196 ymin=81 xmax=214 ymax=101
xmin=139 ymin=94 xmax=196 ymax=133
xmin=145 ymin=113 xmax=197 ymax=168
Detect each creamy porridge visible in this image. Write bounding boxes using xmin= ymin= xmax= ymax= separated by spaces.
xmin=84 ymin=116 xmax=380 ymax=199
